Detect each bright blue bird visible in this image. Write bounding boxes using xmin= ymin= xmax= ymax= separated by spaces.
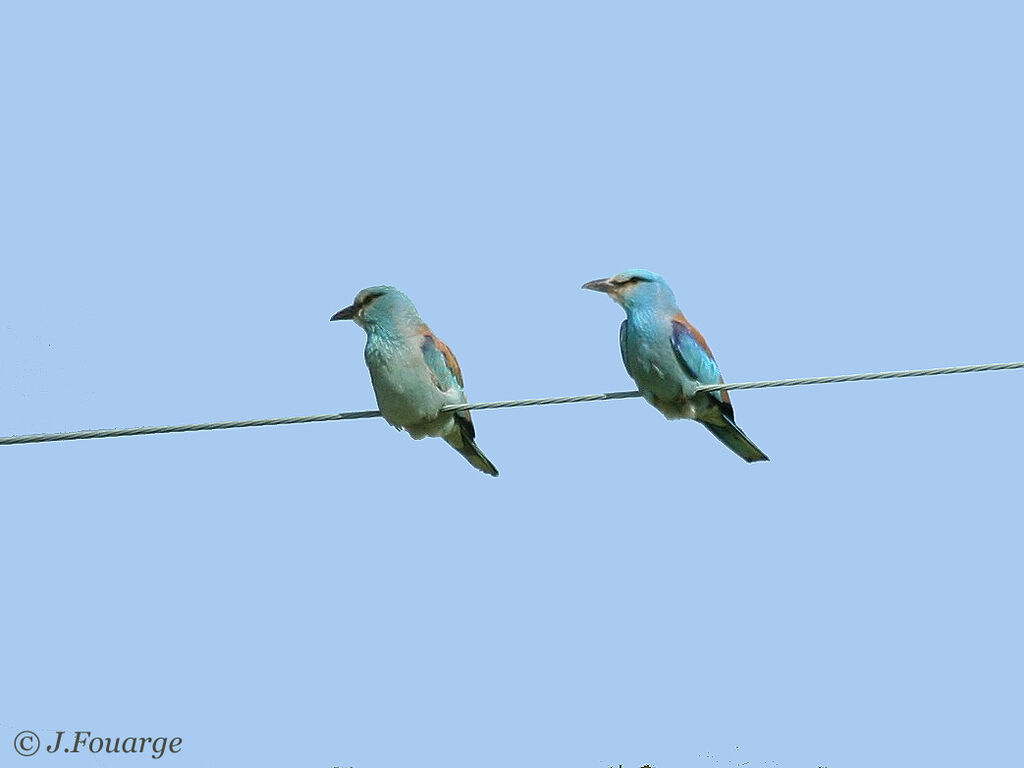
xmin=331 ymin=286 xmax=499 ymax=476
xmin=583 ymin=269 xmax=769 ymax=463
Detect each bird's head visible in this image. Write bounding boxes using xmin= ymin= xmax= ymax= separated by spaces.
xmin=582 ymin=269 xmax=676 ymax=312
xmin=330 ymin=285 xmax=419 ymax=329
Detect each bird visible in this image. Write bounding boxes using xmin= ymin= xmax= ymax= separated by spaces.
xmin=582 ymin=269 xmax=769 ymax=462
xmin=330 ymin=286 xmax=499 ymax=476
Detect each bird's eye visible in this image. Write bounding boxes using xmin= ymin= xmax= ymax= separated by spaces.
xmin=360 ymin=291 xmax=385 ymax=307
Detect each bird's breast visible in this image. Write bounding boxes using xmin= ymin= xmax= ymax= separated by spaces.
xmin=364 ymin=338 xmax=452 ymax=431
xmin=623 ymin=321 xmax=704 ymax=419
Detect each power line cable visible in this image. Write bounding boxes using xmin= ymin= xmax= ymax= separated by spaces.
xmin=693 ymin=360 xmax=1024 ymax=392
xmin=1 ymin=360 xmax=1021 ymax=446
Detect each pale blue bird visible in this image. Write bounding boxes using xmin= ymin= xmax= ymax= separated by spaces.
xmin=583 ymin=269 xmax=769 ymax=462
xmin=331 ymin=286 xmax=499 ymax=476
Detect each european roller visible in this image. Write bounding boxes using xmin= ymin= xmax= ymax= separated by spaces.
xmin=583 ymin=269 xmax=769 ymax=463
xmin=331 ymin=286 xmax=499 ymax=476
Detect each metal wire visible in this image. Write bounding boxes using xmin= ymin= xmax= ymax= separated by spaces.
xmin=1 ymin=361 xmax=1021 ymax=446
xmin=692 ymin=361 xmax=1024 ymax=393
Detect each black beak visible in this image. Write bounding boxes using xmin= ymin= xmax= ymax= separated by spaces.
xmin=330 ymin=304 xmax=357 ymax=321
xmin=582 ymin=278 xmax=615 ymax=293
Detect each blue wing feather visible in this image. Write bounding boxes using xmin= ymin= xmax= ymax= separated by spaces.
xmin=618 ymin=320 xmax=636 ymax=379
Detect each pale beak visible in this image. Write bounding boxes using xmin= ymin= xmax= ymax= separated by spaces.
xmin=330 ymin=304 xmax=357 ymax=321
xmin=582 ymin=278 xmax=615 ymax=293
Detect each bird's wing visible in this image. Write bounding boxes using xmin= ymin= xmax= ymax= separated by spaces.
xmin=421 ymin=329 xmax=476 ymax=437
xmin=420 ymin=329 xmax=465 ymax=391
xmin=618 ymin=320 xmax=636 ymax=379
xmin=670 ymin=314 xmax=733 ymax=414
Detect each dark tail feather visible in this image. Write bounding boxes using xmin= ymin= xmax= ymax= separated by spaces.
xmin=701 ymin=416 xmax=770 ymax=463
xmin=445 ymin=421 xmax=499 ymax=476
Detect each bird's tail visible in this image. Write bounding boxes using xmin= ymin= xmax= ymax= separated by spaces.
xmin=701 ymin=415 xmax=770 ymax=463
xmin=445 ymin=417 xmax=500 ymax=476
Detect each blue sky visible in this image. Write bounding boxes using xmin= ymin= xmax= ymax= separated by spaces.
xmin=2 ymin=3 xmax=1021 ymax=767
